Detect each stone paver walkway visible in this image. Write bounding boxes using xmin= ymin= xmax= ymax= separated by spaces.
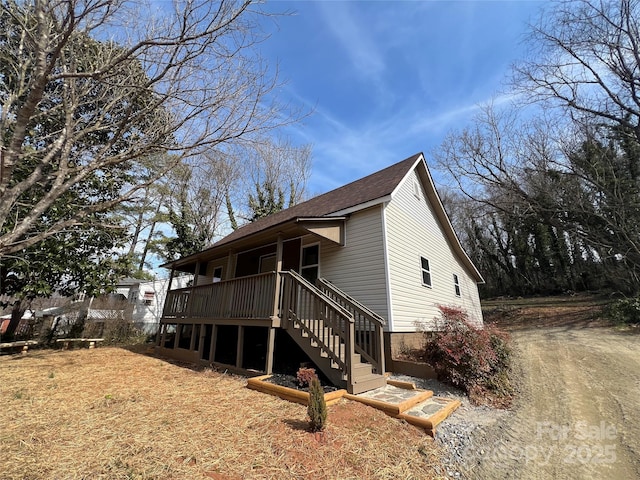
xmin=357 ymin=384 xmax=428 ymax=404
xmin=349 ymin=382 xmax=462 ymax=436
xmin=403 ymin=397 xmax=457 ymax=419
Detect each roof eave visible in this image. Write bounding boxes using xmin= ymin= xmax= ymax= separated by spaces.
xmin=409 ymin=155 xmax=485 ymax=284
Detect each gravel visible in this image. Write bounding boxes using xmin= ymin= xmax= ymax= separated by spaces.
xmin=388 ymin=374 xmax=510 ymax=479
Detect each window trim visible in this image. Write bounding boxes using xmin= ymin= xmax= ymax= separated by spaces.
xmin=420 ymin=256 xmax=432 ymax=288
xmin=259 ymin=253 xmax=277 ymax=273
xmin=212 ymin=266 xmax=223 ymax=283
xmin=453 ymin=274 xmax=461 ymax=297
xmin=300 ymin=242 xmax=320 ymax=283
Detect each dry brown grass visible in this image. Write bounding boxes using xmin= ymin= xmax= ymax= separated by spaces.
xmin=483 ymin=294 xmax=610 ymax=331
xmin=0 ymin=347 xmax=444 ymax=480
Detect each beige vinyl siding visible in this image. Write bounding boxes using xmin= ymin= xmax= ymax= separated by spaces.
xmin=311 ymin=206 xmax=390 ymax=323
xmin=385 ymin=169 xmax=483 ymax=331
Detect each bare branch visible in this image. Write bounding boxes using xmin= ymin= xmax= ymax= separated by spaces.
xmin=0 ymin=0 xmax=301 ymax=256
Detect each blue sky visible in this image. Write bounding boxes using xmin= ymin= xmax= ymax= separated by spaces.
xmin=258 ymin=0 xmax=545 ymax=194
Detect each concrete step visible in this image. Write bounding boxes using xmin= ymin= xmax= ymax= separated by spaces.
xmin=346 ymin=383 xmax=434 ymax=414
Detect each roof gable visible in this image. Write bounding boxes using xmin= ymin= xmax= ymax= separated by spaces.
xmin=163 ymin=152 xmax=484 ymax=284
xmin=390 ymin=157 xmax=484 ymax=283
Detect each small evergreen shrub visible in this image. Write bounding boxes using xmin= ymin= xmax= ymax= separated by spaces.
xmin=423 ymin=305 xmax=514 ymax=406
xmin=606 ymin=296 xmax=640 ymax=325
xmin=307 ymin=376 xmax=328 ymax=432
xmin=296 ymin=367 xmax=317 ymax=388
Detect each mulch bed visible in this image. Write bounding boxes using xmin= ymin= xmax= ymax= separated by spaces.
xmin=264 ymin=373 xmax=338 ymax=393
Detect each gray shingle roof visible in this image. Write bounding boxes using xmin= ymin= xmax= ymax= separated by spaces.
xmin=213 ymin=153 xmax=422 ymax=248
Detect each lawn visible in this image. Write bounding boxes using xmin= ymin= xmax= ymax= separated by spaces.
xmin=0 ymin=346 xmax=443 ymax=480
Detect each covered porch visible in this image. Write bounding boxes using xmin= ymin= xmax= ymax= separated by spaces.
xmin=156 ymin=227 xmax=386 ymax=393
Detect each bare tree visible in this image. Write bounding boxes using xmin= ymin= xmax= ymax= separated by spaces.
xmin=162 ymin=150 xmax=239 ymax=257
xmin=0 ymin=0 xmax=294 ymax=257
xmin=249 ymin=138 xmax=313 ymax=207
xmin=227 ymin=137 xmax=312 ymax=223
xmin=514 ymin=0 xmax=640 ymax=141
xmin=117 ymin=180 xmax=168 ymax=275
xmin=435 ymin=100 xmax=640 ymax=293
xmin=435 ymin=0 xmax=640 ymax=295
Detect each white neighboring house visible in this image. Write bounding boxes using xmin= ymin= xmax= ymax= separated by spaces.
xmin=87 ymin=276 xmax=191 ymax=333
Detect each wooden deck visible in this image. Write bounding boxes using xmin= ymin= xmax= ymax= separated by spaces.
xmin=158 ymin=270 xmax=386 ymax=393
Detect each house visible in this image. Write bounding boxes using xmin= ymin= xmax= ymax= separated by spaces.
xmin=126 ymin=276 xmax=191 ymax=332
xmin=157 ymin=153 xmax=484 ymax=394
xmin=87 ymin=276 xmax=190 ymax=334
xmin=0 ymin=310 xmax=33 ymax=337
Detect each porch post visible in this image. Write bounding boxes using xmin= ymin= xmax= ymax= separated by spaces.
xmin=158 ymin=323 xmax=165 ymax=347
xmin=193 ymin=261 xmax=201 ymax=287
xmin=198 ymin=324 xmax=206 ymax=359
xmin=377 ymin=325 xmax=386 ymax=374
xmin=210 ymin=325 xmax=218 ymax=362
xmin=236 ymin=326 xmax=244 ymax=369
xmin=189 ymin=323 xmax=197 ymax=351
xmin=174 ymin=324 xmax=181 ymax=350
xmin=272 ymin=235 xmax=283 ymax=319
xmin=185 ymin=261 xmax=202 ymax=318
xmin=225 ymin=251 xmax=235 ymax=280
xmin=167 ymin=268 xmax=175 ymax=291
xmin=265 ymin=327 xmax=276 ymax=374
xmin=157 ymin=268 xmax=176 ymax=346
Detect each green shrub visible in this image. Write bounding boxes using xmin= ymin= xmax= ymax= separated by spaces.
xmin=606 ymin=296 xmax=640 ymax=325
xmin=423 ymin=305 xmax=514 ymax=406
xmin=307 ymin=376 xmax=327 ymax=432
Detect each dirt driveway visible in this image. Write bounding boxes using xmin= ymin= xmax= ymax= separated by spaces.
xmin=464 ymin=326 xmax=640 ymax=479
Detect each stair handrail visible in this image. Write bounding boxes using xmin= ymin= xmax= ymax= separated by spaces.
xmin=280 ymin=270 xmax=355 ymax=385
xmin=316 ymin=277 xmax=386 ymax=375
xmin=316 ymin=278 xmax=386 ymax=325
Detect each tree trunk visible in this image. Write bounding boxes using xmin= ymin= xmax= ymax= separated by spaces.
xmin=138 ymin=219 xmax=157 ymax=271
xmin=3 ymin=301 xmax=26 ymax=340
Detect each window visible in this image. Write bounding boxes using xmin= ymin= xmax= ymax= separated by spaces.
xmin=413 ymin=179 xmax=421 ymax=199
xmin=453 ymin=274 xmax=461 ymax=297
xmin=259 ymin=254 xmax=276 ymax=273
xmin=301 ymin=244 xmax=319 ymax=283
xmin=420 ymin=257 xmax=432 ymax=287
xmin=213 ymin=266 xmax=223 ymax=283
xmin=128 ymin=290 xmax=137 ymax=304
xmin=143 ymin=291 xmax=154 ymax=305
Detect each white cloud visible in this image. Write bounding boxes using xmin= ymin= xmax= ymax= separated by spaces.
xmin=315 ymin=2 xmax=385 ymax=77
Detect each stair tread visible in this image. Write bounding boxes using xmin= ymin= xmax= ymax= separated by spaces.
xmin=352 ymin=364 xmax=372 ymax=375
xmin=285 ymin=312 xmax=383 ymax=394
xmin=351 ymin=372 xmax=385 ymax=383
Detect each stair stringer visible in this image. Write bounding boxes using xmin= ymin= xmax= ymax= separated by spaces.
xmin=284 ymin=323 xmax=348 ymax=390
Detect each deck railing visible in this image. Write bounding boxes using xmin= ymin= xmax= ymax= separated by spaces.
xmin=163 ymin=272 xmax=277 ymax=320
xmin=316 ymin=278 xmax=386 ymax=374
xmin=161 ymin=270 xmax=382 ymax=385
xmin=279 ymin=270 xmax=355 ymax=383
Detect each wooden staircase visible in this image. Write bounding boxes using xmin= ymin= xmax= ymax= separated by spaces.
xmin=279 ymin=271 xmax=387 ymax=394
